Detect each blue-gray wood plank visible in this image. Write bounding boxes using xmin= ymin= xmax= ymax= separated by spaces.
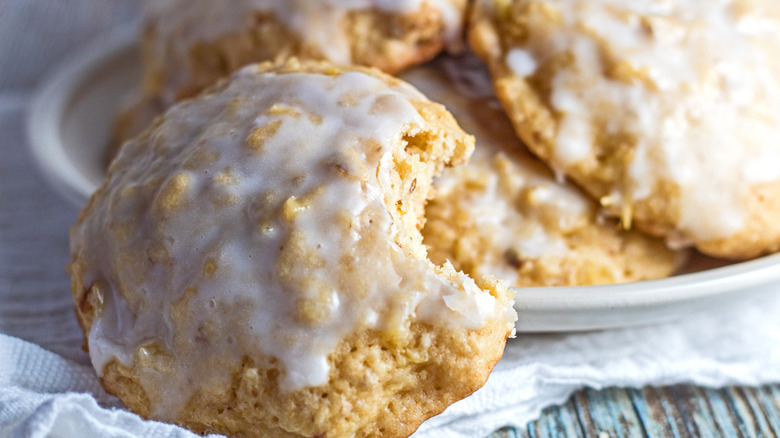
xmin=487 ymin=384 xmax=780 ymax=437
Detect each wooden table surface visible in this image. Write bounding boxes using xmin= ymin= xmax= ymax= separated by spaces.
xmin=490 ymin=384 xmax=780 ymax=437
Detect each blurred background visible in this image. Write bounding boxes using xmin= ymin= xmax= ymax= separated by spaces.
xmin=0 ymin=0 xmax=139 ymax=91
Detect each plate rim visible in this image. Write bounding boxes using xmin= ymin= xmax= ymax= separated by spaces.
xmin=27 ymin=27 xmax=137 ymax=207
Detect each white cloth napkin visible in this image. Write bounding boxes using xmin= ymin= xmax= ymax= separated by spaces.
xmin=2 ymin=3 xmax=780 ymax=438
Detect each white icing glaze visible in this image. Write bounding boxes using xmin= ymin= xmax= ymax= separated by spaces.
xmin=144 ymin=0 xmax=463 ymax=102
xmin=404 ymin=56 xmax=591 ymax=284
xmin=506 ymin=49 xmax=537 ymax=77
xmin=72 ymin=64 xmax=513 ymax=420
xmin=501 ymin=0 xmax=780 ymax=241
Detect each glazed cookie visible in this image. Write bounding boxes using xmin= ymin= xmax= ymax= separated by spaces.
xmin=469 ymin=0 xmax=780 ymax=259
xmin=69 ymin=59 xmax=516 ymax=438
xmin=407 ymin=56 xmax=680 ymax=287
xmin=142 ymin=0 xmax=467 ymax=104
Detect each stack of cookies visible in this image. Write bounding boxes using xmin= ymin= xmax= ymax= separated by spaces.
xmin=71 ymin=1 xmax=780 ymax=437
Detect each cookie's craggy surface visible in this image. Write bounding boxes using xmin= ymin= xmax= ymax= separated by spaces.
xmin=69 ymin=60 xmax=516 ymax=437
xmin=143 ymin=0 xmax=467 ymax=104
xmin=408 ymin=57 xmax=678 ymax=287
xmin=469 ymin=0 xmax=780 ymax=259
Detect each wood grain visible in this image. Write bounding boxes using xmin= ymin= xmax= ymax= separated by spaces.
xmin=488 ymin=384 xmax=780 ymax=438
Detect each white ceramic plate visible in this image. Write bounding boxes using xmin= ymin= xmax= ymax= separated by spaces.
xmin=28 ymin=30 xmax=780 ymax=332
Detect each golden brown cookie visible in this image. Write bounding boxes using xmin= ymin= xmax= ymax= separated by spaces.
xmin=406 ymin=55 xmax=680 ymax=287
xmin=69 ymin=59 xmax=516 ymax=438
xmin=142 ymin=0 xmax=468 ymax=104
xmin=469 ymin=0 xmax=780 ymax=259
